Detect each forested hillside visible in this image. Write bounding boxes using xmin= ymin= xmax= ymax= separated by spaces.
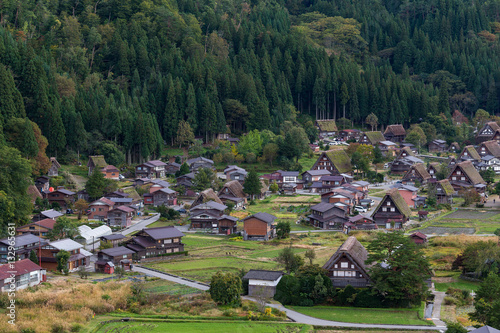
xmin=0 ymin=0 xmax=499 ymax=164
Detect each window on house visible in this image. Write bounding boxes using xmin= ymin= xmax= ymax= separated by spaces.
xmin=340 ymin=262 xmax=348 ymax=268
xmin=386 ymin=201 xmax=391 ymax=206
xmin=452 ymin=176 xmax=456 ymax=180
xmin=461 ymin=177 xmax=465 ymax=181
xmin=391 ymin=208 xmax=395 ymax=212
xmin=334 ymin=264 xmax=338 ymax=268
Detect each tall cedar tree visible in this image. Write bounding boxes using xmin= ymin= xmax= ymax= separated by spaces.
xmin=366 ymin=232 xmax=431 ymax=307
xmin=243 ymin=170 xmax=262 ymax=200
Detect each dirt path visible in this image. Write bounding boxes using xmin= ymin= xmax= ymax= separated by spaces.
xmin=66 ymin=173 xmax=87 ymax=191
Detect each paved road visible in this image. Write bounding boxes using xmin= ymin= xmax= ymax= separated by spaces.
xmin=132 ymin=265 xmax=209 ymax=291
xmin=431 ymin=291 xmax=446 ymax=327
xmin=134 ymin=266 xmax=446 ymax=331
xmin=121 ymin=213 xmax=161 ymax=235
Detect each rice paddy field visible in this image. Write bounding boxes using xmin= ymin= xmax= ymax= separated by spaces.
xmin=144 ymin=231 xmax=370 ymax=283
xmin=417 ymin=209 xmax=500 ymax=234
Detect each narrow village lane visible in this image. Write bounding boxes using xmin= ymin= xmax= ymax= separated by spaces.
xmin=133 ymin=266 xmax=446 ymax=331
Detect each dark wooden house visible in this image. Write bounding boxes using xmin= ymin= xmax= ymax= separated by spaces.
xmin=0 ymin=234 xmax=47 ymax=264
xmin=427 ymin=162 xmax=442 ymax=179
xmin=358 ymin=131 xmax=385 ymax=146
xmin=189 ymin=200 xmax=227 ymax=230
xmin=125 ymin=226 xmax=185 ymax=260
xmin=242 ymin=213 xmax=277 ymax=241
xmin=428 ymin=139 xmax=447 ymax=152
xmin=144 ymin=187 xmax=177 ymax=207
xmin=401 ymin=163 xmax=431 ymax=185
xmin=95 ymin=246 xmax=135 ymax=272
xmin=316 ymin=120 xmax=337 ymax=137
xmin=478 ymin=140 xmax=500 ymax=157
xmin=459 ymin=145 xmax=481 ymax=162
xmin=187 ymin=157 xmax=214 ymax=171
xmin=135 ymin=160 xmax=168 ymax=179
xmin=47 ymin=189 xmax=75 ymax=210
xmin=371 ymin=189 xmax=411 ymax=229
xmin=48 ymin=157 xmax=61 ymax=177
xmin=308 ymin=202 xmax=348 ymax=230
xmin=476 ymin=121 xmax=500 ymax=143
xmin=383 ymin=124 xmax=406 ymax=143
xmin=322 ymin=236 xmax=371 ymax=288
xmin=107 ymin=206 xmax=135 ymax=227
xmin=409 ymin=231 xmax=428 ymax=244
xmin=218 ymin=180 xmax=247 ymax=209
xmin=343 ymin=215 xmax=377 ymax=234
xmin=435 ymin=179 xmax=454 ymax=204
xmin=311 ymin=150 xmax=352 ymax=175
xmin=87 ymin=155 xmax=107 ymax=176
xmin=447 ymin=160 xmax=486 ymax=192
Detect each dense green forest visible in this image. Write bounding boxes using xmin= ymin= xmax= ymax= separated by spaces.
xmin=0 ymin=0 xmax=499 ymax=164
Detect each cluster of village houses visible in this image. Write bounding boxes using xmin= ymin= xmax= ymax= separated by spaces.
xmin=2 ymin=119 xmax=500 ymax=296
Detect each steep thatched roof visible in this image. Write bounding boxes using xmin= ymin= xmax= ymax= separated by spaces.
xmin=27 ymin=185 xmax=42 ymax=204
xmin=384 ymin=124 xmax=406 ymax=136
xmin=50 ymin=157 xmax=61 ymax=168
xmin=316 ymin=120 xmax=337 ymax=132
xmin=364 ymin=131 xmax=385 ymax=145
xmin=88 ymin=155 xmax=107 ymax=168
xmin=480 ymin=140 xmax=500 ymax=157
xmin=192 ymin=188 xmax=223 ymax=208
xmin=462 ymin=145 xmax=481 ymax=161
xmin=397 ymin=146 xmax=415 ymax=158
xmin=455 ymin=160 xmax=485 ymax=185
xmin=404 ymin=163 xmax=431 ymax=181
xmin=219 ymin=180 xmax=246 ymax=199
xmin=373 ymin=188 xmax=411 ymax=218
xmin=325 ymin=150 xmax=352 ymax=173
xmin=428 ymin=162 xmax=442 ymax=174
xmin=437 ymin=179 xmax=454 ymax=196
xmin=322 ymin=236 xmax=369 ymax=275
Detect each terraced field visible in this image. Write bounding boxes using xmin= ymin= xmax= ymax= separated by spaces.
xmin=417 ymin=209 xmax=500 ymax=234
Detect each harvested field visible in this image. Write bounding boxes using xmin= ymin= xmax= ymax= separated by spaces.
xmin=446 ymin=210 xmax=500 ymax=219
xmin=418 ymin=227 xmax=475 ymax=235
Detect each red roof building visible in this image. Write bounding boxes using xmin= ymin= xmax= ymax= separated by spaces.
xmin=0 ymin=259 xmax=46 ymax=291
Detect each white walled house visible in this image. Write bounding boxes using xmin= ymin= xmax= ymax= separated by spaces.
xmin=243 ymin=270 xmax=283 ymax=298
xmin=0 ymin=259 xmax=46 ymax=292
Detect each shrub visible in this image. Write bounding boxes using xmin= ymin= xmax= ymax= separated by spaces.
xmin=339 ymin=285 xmax=356 ymax=306
xmin=51 ymin=324 xmax=65 ymax=333
xmin=353 ymin=289 xmax=385 ymax=308
xmin=70 ymin=324 xmax=83 ymax=332
xmin=443 ymin=296 xmax=456 ymax=305
xmin=445 ymin=322 xmax=467 ymax=333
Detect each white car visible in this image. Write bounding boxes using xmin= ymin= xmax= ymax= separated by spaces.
xmin=354 ymin=206 xmax=367 ymax=213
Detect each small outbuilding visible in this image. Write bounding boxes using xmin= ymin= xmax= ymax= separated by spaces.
xmin=409 ymin=231 xmax=428 ymax=245
xmin=418 ymin=211 xmax=429 ymax=220
xmin=243 ymin=270 xmax=283 ymax=298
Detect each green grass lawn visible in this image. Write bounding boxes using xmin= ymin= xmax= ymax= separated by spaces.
xmin=143 ymin=279 xmax=201 ymax=295
xmin=146 ymin=257 xmax=279 ymax=283
xmin=288 ymin=304 xmax=432 ymax=326
xmin=433 ymin=271 xmax=481 ymax=292
xmin=94 ymin=321 xmax=312 ymax=333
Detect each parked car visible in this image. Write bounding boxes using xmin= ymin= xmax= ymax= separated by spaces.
xmin=119 ymin=174 xmax=125 ymax=180
xmin=66 ymin=209 xmax=73 ymax=215
xmin=354 ymin=206 xmax=367 ymax=213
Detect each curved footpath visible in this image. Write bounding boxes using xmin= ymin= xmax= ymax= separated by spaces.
xmin=132 ymin=266 xmax=446 ymax=331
